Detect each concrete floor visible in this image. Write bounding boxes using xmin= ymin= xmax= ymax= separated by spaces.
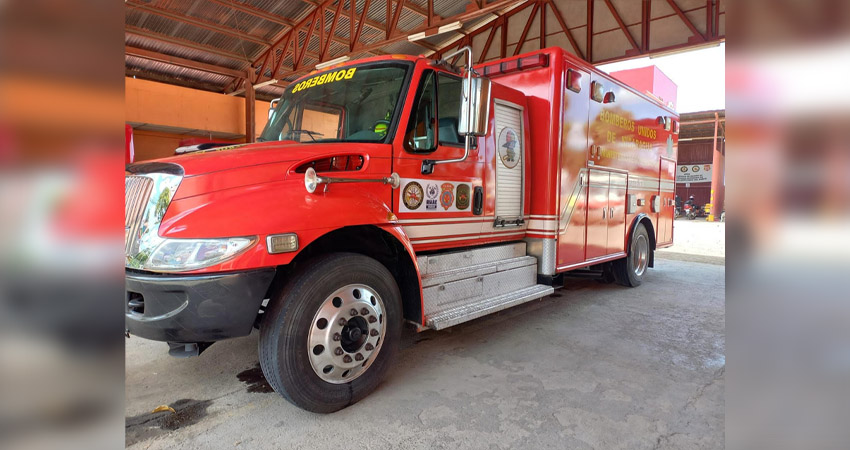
xmin=125 ymin=251 xmax=725 ymax=449
xmin=660 ymin=219 xmax=726 ymax=260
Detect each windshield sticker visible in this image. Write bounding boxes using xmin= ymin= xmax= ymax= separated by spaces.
xmin=291 ymin=68 xmax=357 ymax=93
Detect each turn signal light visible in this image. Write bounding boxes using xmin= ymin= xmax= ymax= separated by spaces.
xmin=267 ymin=233 xmax=299 ymax=254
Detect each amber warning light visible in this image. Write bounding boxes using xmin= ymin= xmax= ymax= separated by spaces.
xmin=482 ymin=54 xmax=549 ymax=77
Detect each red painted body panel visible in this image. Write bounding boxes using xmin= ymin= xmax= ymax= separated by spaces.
xmin=478 ymin=48 xmax=677 ymax=273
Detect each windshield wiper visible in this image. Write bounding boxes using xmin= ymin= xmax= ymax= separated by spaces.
xmin=284 ymin=129 xmax=325 ymax=142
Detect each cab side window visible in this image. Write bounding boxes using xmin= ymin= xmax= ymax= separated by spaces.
xmin=405 ymin=71 xmax=437 ymax=152
xmin=437 ymin=74 xmax=463 ymax=145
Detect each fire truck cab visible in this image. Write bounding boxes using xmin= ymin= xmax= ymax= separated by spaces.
xmin=125 ymin=47 xmax=677 ymax=412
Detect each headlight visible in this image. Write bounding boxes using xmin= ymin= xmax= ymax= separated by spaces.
xmin=143 ymin=237 xmax=256 ymax=272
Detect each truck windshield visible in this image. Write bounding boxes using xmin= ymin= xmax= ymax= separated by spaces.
xmin=259 ymin=62 xmax=410 ymax=144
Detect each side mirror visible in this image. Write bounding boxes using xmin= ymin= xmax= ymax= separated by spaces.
xmin=268 ymin=98 xmax=280 ymax=120
xmin=458 ymin=77 xmax=491 ymax=136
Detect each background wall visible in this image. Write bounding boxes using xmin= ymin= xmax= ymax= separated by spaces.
xmin=126 ymin=77 xmax=270 ymax=161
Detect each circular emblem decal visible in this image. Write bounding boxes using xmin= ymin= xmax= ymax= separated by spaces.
xmin=403 ymin=181 xmax=424 ymax=210
xmin=692 ymin=165 xmax=700 ymax=173
xmin=456 ymin=184 xmax=470 ymax=210
xmin=497 ymin=127 xmax=520 ymax=169
xmin=680 ymin=166 xmax=688 ymax=173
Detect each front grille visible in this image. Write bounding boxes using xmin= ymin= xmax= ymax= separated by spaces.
xmin=125 ymin=176 xmax=154 ymax=255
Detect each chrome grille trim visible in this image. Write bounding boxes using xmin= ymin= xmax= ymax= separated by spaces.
xmin=124 ymin=171 xmax=183 ymax=268
xmin=125 ymin=176 xmax=153 ymax=255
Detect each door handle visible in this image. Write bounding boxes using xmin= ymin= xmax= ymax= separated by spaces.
xmin=602 ymin=208 xmax=606 ymax=219
xmin=473 ymin=186 xmax=484 ymax=215
xmin=609 ymin=207 xmax=614 ymax=217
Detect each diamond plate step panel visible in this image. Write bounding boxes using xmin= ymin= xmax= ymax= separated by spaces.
xmin=421 ymin=255 xmax=537 ymax=288
xmin=426 ymin=284 xmax=555 ymax=330
xmin=416 ymin=242 xmax=526 ymax=276
xmin=422 ymin=262 xmax=539 ymax=318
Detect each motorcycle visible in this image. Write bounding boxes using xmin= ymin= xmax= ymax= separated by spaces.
xmin=684 ymin=203 xmax=704 ymax=220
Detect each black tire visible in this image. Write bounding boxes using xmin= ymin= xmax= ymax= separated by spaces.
xmin=613 ymin=223 xmax=650 ymax=287
xmin=258 ymin=253 xmax=402 ymax=413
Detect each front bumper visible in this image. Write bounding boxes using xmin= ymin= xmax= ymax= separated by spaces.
xmin=125 ymin=268 xmax=275 ymax=343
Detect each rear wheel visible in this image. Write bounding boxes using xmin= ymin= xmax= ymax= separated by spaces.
xmin=613 ymin=223 xmax=650 ymax=287
xmin=259 ymin=253 xmax=402 ymax=413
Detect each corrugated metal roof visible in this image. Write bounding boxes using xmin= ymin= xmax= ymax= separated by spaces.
xmin=125 ymin=0 xmax=496 ymax=97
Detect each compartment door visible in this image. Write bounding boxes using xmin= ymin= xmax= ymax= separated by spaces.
xmin=658 ymin=157 xmax=676 ymax=245
xmin=585 ymin=169 xmax=610 ymax=259
xmin=607 ymin=172 xmax=627 ymax=253
xmin=493 ymin=100 xmax=525 ymax=226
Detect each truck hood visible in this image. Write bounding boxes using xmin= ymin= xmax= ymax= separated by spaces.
xmin=151 ymin=141 xmax=361 ymax=176
xmin=132 ymin=141 xmax=392 ymax=202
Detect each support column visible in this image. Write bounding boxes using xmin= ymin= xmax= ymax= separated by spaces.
xmin=708 ymin=112 xmax=724 ymax=221
xmin=244 ymin=76 xmax=256 ymax=143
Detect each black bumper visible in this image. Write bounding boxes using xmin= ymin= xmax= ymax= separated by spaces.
xmin=125 ymin=268 xmax=275 ymax=343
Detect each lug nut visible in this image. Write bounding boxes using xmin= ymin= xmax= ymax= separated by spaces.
xmin=334 ymin=347 xmax=344 ymax=356
xmin=360 ymin=308 xmax=369 ymax=315
xmin=338 ymin=318 xmax=347 ymax=326
xmin=332 ymin=333 xmax=341 ymax=341
xmin=368 ymin=315 xmax=377 ymax=323
xmin=350 ymin=309 xmax=359 ymax=316
xmin=365 ymin=343 xmax=374 ymax=351
xmin=343 ymin=355 xmax=352 ymax=363
xmin=355 ymin=353 xmax=364 ymax=361
xmin=370 ymin=329 xmax=379 ymax=337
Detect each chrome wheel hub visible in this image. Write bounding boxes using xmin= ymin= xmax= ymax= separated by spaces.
xmin=308 ymin=284 xmax=385 ymax=384
xmin=633 ymin=234 xmax=649 ymax=277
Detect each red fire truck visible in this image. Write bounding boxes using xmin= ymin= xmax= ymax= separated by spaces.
xmin=125 ymin=46 xmax=678 ymax=412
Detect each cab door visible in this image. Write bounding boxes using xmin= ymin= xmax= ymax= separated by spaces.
xmin=392 ymin=68 xmax=484 ymax=249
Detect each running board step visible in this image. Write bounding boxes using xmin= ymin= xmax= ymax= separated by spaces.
xmin=421 ymin=255 xmax=537 ymax=287
xmin=425 ymin=284 xmax=555 ymax=330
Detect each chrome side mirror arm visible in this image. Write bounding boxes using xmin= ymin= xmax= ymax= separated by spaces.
xmin=304 ymin=167 xmax=400 ymax=194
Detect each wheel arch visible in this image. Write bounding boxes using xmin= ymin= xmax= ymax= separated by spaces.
xmin=627 ymin=214 xmax=657 ymax=268
xmin=264 ymin=225 xmax=423 ymax=325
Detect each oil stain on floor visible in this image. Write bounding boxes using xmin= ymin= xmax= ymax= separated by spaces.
xmin=237 ymin=364 xmax=274 ymax=393
xmin=126 ymin=398 xmax=213 ymax=447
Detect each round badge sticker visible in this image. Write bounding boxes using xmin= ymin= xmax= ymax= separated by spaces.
xmin=498 ymin=128 xmax=520 ymax=169
xmin=455 ymin=184 xmax=470 ymax=210
xmin=403 ymin=182 xmax=424 ymax=210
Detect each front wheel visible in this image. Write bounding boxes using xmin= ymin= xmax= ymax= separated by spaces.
xmin=259 ymin=253 xmax=402 ymax=413
xmin=613 ymin=223 xmax=650 ymax=287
